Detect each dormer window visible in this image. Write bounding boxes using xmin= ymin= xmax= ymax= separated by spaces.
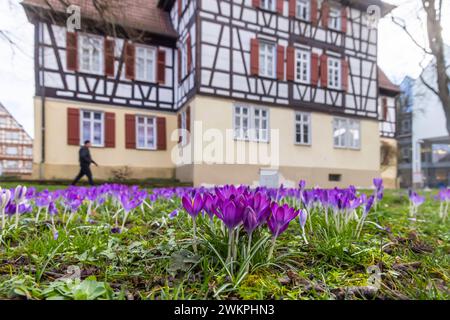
xmin=328 ymin=6 xmax=342 ymax=30
xmin=296 ymin=0 xmax=310 ymax=21
xmin=261 ymin=0 xmax=276 ymax=11
xmin=78 ymin=34 xmax=103 ymax=75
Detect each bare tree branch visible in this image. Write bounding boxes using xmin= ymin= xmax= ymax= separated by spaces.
xmin=390 ymin=15 xmax=432 ymax=55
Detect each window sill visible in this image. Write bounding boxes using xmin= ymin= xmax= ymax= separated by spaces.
xmin=333 ymin=146 xmax=361 ymax=151
xmin=234 ymin=137 xmax=270 ymax=144
xmin=77 ymin=69 xmax=104 ymax=77
xmin=136 ymin=147 xmax=157 ymax=151
xmin=256 ymin=75 xmax=277 ymax=81
xmin=294 ymin=142 xmax=311 ymax=147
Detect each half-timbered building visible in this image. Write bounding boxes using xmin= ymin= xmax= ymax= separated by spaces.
xmin=0 ymin=103 xmax=33 ymax=176
xmin=22 ymin=0 xmax=394 ymax=187
xmin=378 ymin=67 xmax=400 ymax=189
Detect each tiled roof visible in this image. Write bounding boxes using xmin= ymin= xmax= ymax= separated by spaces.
xmin=21 ymin=0 xmax=177 ymax=38
xmin=378 ymin=67 xmax=401 ymax=93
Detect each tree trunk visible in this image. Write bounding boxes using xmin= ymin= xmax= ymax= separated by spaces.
xmin=423 ymin=0 xmax=450 ymax=134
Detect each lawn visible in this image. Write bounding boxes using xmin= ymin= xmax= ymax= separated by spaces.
xmin=0 ymin=183 xmax=448 ymax=300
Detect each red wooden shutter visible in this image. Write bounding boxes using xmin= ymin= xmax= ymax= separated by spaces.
xmin=157 ymin=49 xmax=166 ymax=84
xmin=289 ymin=0 xmax=296 ymax=17
xmin=382 ymin=97 xmax=388 ymax=120
xmin=277 ymin=0 xmax=284 ymax=14
xmin=250 ymin=38 xmax=259 ymax=76
xmin=252 ymin=0 xmax=260 ymax=8
xmin=341 ymin=6 xmax=348 ymax=33
xmin=321 ymin=1 xmax=329 ymax=28
xmin=320 ymin=54 xmax=328 ymax=88
xmin=311 ymin=53 xmax=319 ymax=86
xmin=187 ymin=34 xmax=192 ymax=71
xmin=286 ymin=46 xmax=295 ymax=81
xmin=178 ymin=48 xmax=182 ymax=83
xmin=125 ymin=42 xmax=135 ymax=80
xmin=67 ymin=108 xmax=80 ymax=146
xmin=186 ymin=106 xmax=191 ymax=144
xmin=104 ymin=38 xmax=115 ymax=77
xmin=66 ymin=32 xmax=78 ymax=71
xmin=311 ymin=0 xmax=318 ymax=25
xmin=156 ymin=117 xmax=167 ymax=150
xmin=177 ymin=113 xmax=182 ymax=143
xmin=178 ymin=0 xmax=182 ymax=18
xmin=104 ymin=112 xmax=115 ymax=148
xmin=125 ymin=114 xmax=136 ymax=149
xmin=276 ymin=45 xmax=285 ymax=80
xmin=341 ymin=58 xmax=349 ymax=91
xmin=186 ymin=106 xmax=191 ymax=132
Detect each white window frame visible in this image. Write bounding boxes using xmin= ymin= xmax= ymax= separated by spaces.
xmin=24 ymin=147 xmax=33 ymax=156
xmin=78 ymin=33 xmax=104 ymax=75
xmin=328 ymin=6 xmax=342 ymax=31
xmin=328 ymin=56 xmax=341 ymax=90
xmin=0 ymin=117 xmax=6 ymax=127
xmin=233 ymin=105 xmax=270 ymax=143
xmin=259 ymin=41 xmax=276 ymax=79
xmin=333 ymin=117 xmax=360 ymax=150
xmin=261 ymin=0 xmax=276 ymax=11
xmin=136 ymin=116 xmax=157 ymax=150
xmin=294 ymin=112 xmax=311 ymax=145
xmin=81 ymin=110 xmax=104 ymax=147
xmin=180 ymin=110 xmax=188 ymax=146
xmin=6 ymin=131 xmax=20 ymax=141
xmin=6 ymin=146 xmax=18 ymax=156
xmin=5 ymin=160 xmax=18 ymax=169
xmin=135 ymin=45 xmax=157 ymax=82
xmin=181 ymin=41 xmax=188 ymax=80
xmin=295 ymin=48 xmax=311 ymax=84
xmin=296 ymin=0 xmax=310 ymax=21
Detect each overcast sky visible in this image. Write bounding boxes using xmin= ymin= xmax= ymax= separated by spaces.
xmin=0 ymin=0 xmax=449 ymax=137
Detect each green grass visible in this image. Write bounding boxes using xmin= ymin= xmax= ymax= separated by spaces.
xmin=0 ymin=186 xmax=448 ymax=300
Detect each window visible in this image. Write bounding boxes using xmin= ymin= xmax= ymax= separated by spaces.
xmin=401 ymin=119 xmax=411 ymax=133
xmin=0 ymin=117 xmax=6 ymax=127
xmin=135 ymin=45 xmax=156 ymax=82
xmin=25 ymin=162 xmax=32 ymax=169
xmin=6 ymin=132 xmax=19 ymax=141
xmin=296 ymin=0 xmax=310 ymax=20
xmin=328 ymin=57 xmax=341 ymax=90
xmin=401 ymin=147 xmax=411 ymax=163
xmin=261 ymin=0 xmax=276 ymax=11
xmin=79 ymin=34 xmax=103 ymax=74
xmin=24 ymin=147 xmax=33 ymax=156
xmin=6 ymin=147 xmax=18 ymax=156
xmin=329 ymin=174 xmax=342 ymax=182
xmin=295 ymin=112 xmax=311 ymax=145
xmin=5 ymin=160 xmax=18 ymax=169
xmin=234 ymin=105 xmax=269 ymax=142
xmin=181 ymin=41 xmax=188 ymax=79
xmin=295 ymin=49 xmax=310 ymax=83
xmin=328 ymin=7 xmax=342 ymax=30
xmin=259 ymin=42 xmax=276 ymax=78
xmin=81 ymin=110 xmax=104 ymax=147
xmin=333 ymin=117 xmax=360 ymax=149
xmin=136 ymin=116 xmax=157 ymax=150
xmin=180 ymin=110 xmax=188 ymax=145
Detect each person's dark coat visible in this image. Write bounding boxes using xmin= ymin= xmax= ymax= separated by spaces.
xmin=79 ymin=146 xmax=93 ymax=167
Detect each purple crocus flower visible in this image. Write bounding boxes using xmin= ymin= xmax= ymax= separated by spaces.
xmin=169 ymin=209 xmax=179 ymax=219
xmin=217 ymin=199 xmax=245 ymax=230
xmin=182 ymin=192 xmax=204 ymax=218
xmin=409 ymin=191 xmax=425 ymax=207
xmin=267 ymin=203 xmax=299 ymax=238
xmin=243 ymin=207 xmax=259 ymax=234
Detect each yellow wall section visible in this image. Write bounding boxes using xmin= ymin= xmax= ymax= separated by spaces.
xmin=32 ymin=97 xmax=177 ymax=179
xmin=191 ymin=95 xmax=381 ymax=171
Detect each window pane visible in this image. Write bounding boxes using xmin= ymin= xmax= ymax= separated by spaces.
xmin=83 ymin=120 xmax=90 ymax=142
xmin=93 ymin=122 xmax=102 ymax=145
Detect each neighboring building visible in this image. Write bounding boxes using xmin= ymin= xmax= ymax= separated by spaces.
xmin=397 ymin=45 xmax=450 ymax=188
xmin=397 ymin=76 xmax=414 ymax=188
xmin=0 ymin=103 xmax=33 ymax=176
xmin=378 ymin=67 xmax=400 ymax=189
xmin=22 ymin=0 xmax=394 ymax=187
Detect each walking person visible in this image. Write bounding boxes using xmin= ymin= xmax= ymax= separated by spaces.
xmin=71 ymin=140 xmax=98 ymax=186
